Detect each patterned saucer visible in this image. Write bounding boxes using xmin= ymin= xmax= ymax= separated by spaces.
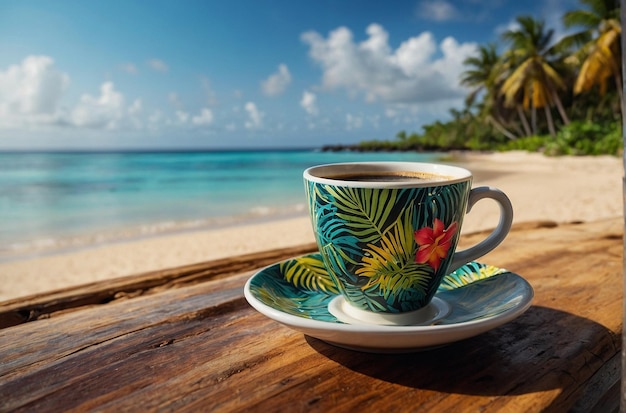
xmin=244 ymin=253 xmax=533 ymax=353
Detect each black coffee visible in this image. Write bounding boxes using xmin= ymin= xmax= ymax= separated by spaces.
xmin=324 ymin=171 xmax=450 ymax=183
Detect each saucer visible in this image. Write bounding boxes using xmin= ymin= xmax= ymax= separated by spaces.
xmin=244 ymin=253 xmax=533 ymax=353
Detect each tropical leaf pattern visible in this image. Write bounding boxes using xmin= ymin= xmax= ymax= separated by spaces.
xmin=250 ymin=253 xmax=338 ymax=321
xmin=248 ymin=255 xmax=515 ymax=324
xmin=280 ymin=255 xmax=338 ymax=294
xmin=324 ymin=186 xmax=397 ymax=243
xmin=306 ymin=179 xmax=472 ymax=312
xmin=438 ymin=262 xmax=507 ymax=291
xmin=355 ymin=208 xmax=433 ymax=312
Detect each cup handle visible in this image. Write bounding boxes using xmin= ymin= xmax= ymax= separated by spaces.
xmin=448 ymin=186 xmax=513 ymax=273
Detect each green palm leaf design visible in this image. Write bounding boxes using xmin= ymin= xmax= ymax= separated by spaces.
xmin=255 ymin=287 xmax=311 ymax=317
xmin=304 ymin=180 xmax=317 ymax=226
xmin=308 ymin=182 xmax=362 ymax=260
xmin=250 ymin=257 xmax=338 ymax=321
xmin=280 ymin=255 xmax=339 ymax=294
xmin=324 ymin=185 xmax=397 ymax=244
xmin=316 ymin=203 xmax=362 ymax=258
xmin=320 ymin=242 xmax=360 ymax=287
xmin=355 ymin=208 xmax=432 ymax=306
xmin=439 ymin=262 xmax=507 ymax=290
xmin=413 ymin=183 xmax=469 ymax=230
xmin=344 ymin=287 xmax=389 ymax=312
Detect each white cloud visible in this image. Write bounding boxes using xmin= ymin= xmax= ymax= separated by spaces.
xmin=417 ymin=0 xmax=459 ymax=22
xmin=192 ymin=108 xmax=214 ymax=125
xmin=71 ymin=81 xmax=125 ymax=129
xmin=244 ymin=101 xmax=263 ymax=129
xmin=70 ymin=82 xmax=144 ymax=130
xmin=432 ymin=37 xmax=477 ymax=77
xmin=494 ymin=19 xmax=521 ymax=35
xmin=172 ymin=107 xmax=213 ymax=127
xmin=261 ymin=64 xmax=292 ymax=96
xmin=300 ymin=90 xmax=319 ymax=116
xmin=393 ymin=32 xmax=437 ymax=73
xmin=301 ymin=24 xmax=476 ymax=105
xmin=0 ymin=55 xmax=69 ymax=126
xmin=176 ymin=110 xmax=189 ymax=123
xmin=147 ymin=59 xmax=169 ymax=73
xmin=0 ymin=55 xmax=223 ymax=134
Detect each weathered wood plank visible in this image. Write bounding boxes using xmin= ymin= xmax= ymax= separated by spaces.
xmin=0 ymin=218 xmax=622 ymax=412
xmin=0 ymin=243 xmax=318 ymax=329
xmin=0 ymin=220 xmax=576 ymax=329
xmin=0 ymin=273 xmax=250 ymax=378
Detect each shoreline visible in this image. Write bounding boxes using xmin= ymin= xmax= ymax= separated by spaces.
xmin=0 ymin=203 xmax=309 ymax=264
xmin=0 ymin=149 xmax=486 ymax=264
xmin=0 ymin=151 xmax=623 ymax=303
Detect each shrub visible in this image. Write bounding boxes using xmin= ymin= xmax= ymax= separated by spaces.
xmin=499 ymin=121 xmax=622 ymax=156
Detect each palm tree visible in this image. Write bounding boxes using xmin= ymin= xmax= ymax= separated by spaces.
xmin=461 ymin=43 xmax=519 ymax=139
xmin=560 ymin=0 xmax=622 ymax=120
xmin=500 ymin=16 xmax=571 ymax=136
xmin=462 ymin=43 xmax=500 ymax=107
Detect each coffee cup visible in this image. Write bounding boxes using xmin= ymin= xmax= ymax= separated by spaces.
xmin=303 ymin=161 xmax=513 ymax=325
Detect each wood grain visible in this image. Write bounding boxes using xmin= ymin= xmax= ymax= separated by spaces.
xmin=0 ymin=218 xmax=622 ymax=412
xmin=0 ymin=243 xmax=318 ymax=329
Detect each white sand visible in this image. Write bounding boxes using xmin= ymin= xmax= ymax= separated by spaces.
xmin=0 ymin=151 xmax=623 ymax=302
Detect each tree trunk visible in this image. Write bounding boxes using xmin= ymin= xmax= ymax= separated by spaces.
xmin=551 ymin=90 xmax=570 ymax=125
xmin=614 ymin=73 xmax=625 ymax=123
xmin=487 ymin=115 xmax=519 ymax=140
xmin=531 ymin=102 xmax=537 ymax=135
xmin=517 ymin=106 xmax=532 ymax=136
xmin=544 ymin=105 xmax=556 ymax=137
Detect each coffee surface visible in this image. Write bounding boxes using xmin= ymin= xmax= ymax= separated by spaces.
xmin=323 ymin=171 xmax=451 ymax=183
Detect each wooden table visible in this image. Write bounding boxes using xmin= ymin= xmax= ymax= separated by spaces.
xmin=0 ymin=218 xmax=622 ymax=412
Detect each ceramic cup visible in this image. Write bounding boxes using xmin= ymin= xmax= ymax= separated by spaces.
xmin=303 ymin=161 xmax=513 ymax=325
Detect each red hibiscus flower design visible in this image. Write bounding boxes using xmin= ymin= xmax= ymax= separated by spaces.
xmin=414 ymin=218 xmax=458 ymax=271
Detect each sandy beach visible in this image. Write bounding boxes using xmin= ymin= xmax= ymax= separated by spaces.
xmin=0 ymin=151 xmax=623 ymax=303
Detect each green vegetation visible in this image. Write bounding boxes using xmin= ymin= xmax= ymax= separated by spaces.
xmin=357 ymin=0 xmax=623 ymax=156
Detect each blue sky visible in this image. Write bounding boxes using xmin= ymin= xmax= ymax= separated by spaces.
xmin=0 ymin=0 xmax=579 ymax=150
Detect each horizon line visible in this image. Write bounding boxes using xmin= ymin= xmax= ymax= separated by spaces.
xmin=0 ymin=146 xmax=322 ymax=154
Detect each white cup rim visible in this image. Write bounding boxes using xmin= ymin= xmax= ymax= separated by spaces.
xmin=303 ymin=161 xmax=472 ymax=188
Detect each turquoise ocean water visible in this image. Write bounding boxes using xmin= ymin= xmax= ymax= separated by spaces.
xmin=0 ymin=150 xmax=443 ymax=261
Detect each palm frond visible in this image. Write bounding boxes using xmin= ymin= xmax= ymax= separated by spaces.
xmin=501 ymin=58 xmax=532 ymax=107
xmin=562 ymin=28 xmax=594 ymax=49
xmin=355 ymin=208 xmax=432 ymax=308
xmin=324 ymin=185 xmax=397 ymax=244
xmin=563 ymin=9 xmax=602 ymax=30
xmin=438 ymin=262 xmax=508 ymax=291
xmin=280 ymin=255 xmax=338 ymax=294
